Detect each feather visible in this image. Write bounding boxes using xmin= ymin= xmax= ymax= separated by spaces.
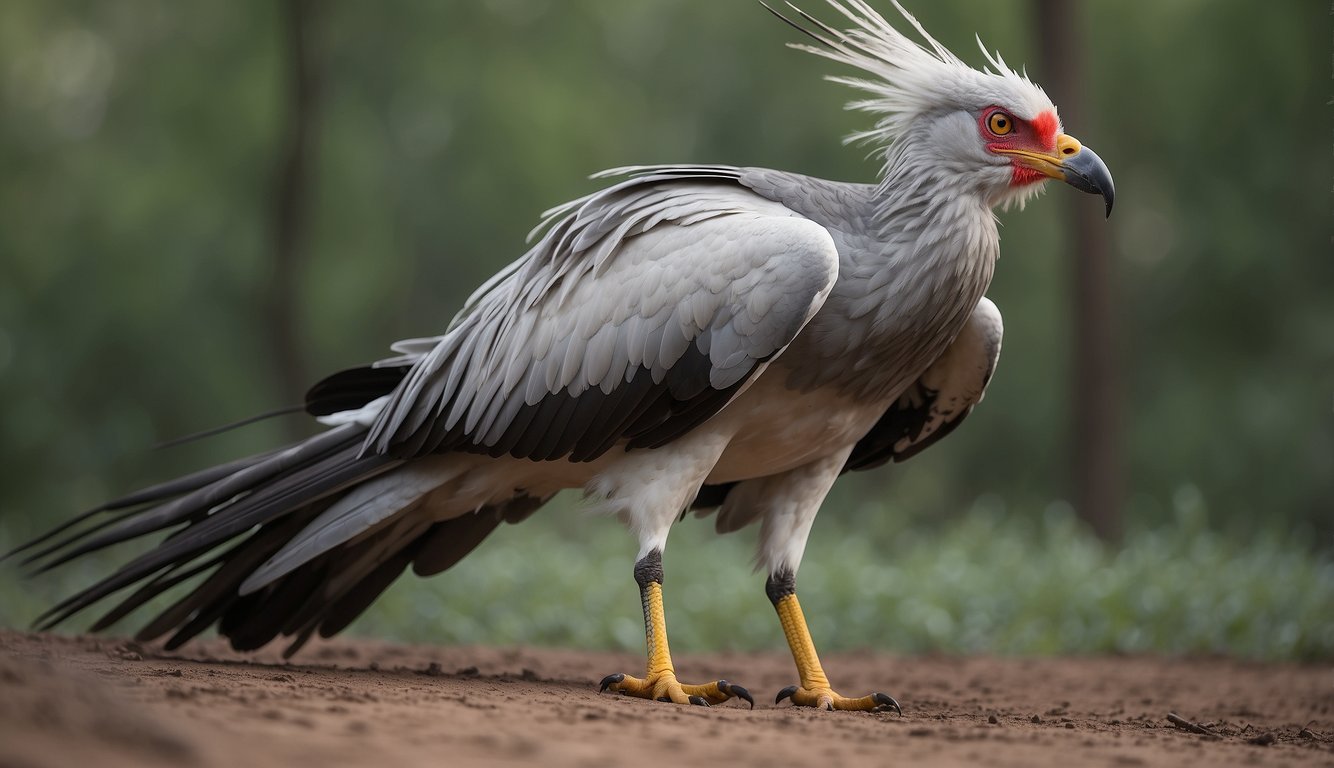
xmin=844 ymin=298 xmax=1002 ymax=470
xmin=3 ymin=449 xmax=276 ymax=564
xmin=238 ymin=462 xmax=453 ymax=594
xmin=358 ymin=170 xmax=837 ymax=468
xmin=768 ymin=2 xmax=1053 ymax=180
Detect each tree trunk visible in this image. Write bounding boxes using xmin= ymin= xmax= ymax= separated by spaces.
xmin=1036 ymin=0 xmax=1122 ymax=540
xmin=267 ymin=0 xmax=322 ymax=438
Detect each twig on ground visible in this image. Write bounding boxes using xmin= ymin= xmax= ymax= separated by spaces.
xmin=1166 ymin=712 xmax=1220 ymax=737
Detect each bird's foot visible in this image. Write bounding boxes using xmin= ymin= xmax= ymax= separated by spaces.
xmin=599 ymin=671 xmax=753 ymax=708
xmin=774 ymin=684 xmax=902 ymax=714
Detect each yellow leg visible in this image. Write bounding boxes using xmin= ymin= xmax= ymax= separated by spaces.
xmin=769 ymin=571 xmax=901 ymax=714
xmin=599 ymin=550 xmax=752 ymax=708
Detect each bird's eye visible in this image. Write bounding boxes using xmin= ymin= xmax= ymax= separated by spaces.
xmin=987 ymin=111 xmax=1014 ymax=136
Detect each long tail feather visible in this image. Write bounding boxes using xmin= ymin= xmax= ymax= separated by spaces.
xmin=1 ymin=449 xmax=277 ymax=564
xmin=20 ymin=412 xmax=549 ymax=654
xmin=27 ymin=427 xmax=372 ymax=573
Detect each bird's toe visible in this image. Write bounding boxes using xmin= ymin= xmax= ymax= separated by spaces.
xmin=718 ymin=680 xmax=754 ymax=709
xmin=774 ymin=684 xmax=903 ymax=714
xmin=871 ymin=692 xmax=903 ymax=715
xmin=596 ymin=670 xmax=752 ymax=708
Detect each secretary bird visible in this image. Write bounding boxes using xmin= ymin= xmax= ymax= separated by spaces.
xmin=13 ymin=0 xmax=1113 ymax=713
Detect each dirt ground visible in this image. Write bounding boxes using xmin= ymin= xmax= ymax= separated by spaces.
xmin=1 ymin=630 xmax=1329 ymax=768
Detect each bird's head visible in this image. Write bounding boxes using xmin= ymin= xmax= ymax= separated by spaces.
xmin=765 ymin=0 xmax=1114 ymax=216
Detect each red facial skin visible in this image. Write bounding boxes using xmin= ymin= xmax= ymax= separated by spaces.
xmin=979 ymin=107 xmax=1060 ymax=187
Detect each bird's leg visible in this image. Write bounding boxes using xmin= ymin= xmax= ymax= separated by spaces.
xmin=598 ymin=549 xmax=752 ymax=708
xmin=748 ymin=449 xmax=899 ymax=713
xmin=767 ymin=569 xmax=902 ymax=714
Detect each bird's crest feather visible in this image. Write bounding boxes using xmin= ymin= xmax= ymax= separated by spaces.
xmin=766 ymin=1 xmax=1053 ymax=165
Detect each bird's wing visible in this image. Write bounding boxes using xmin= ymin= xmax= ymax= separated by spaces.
xmin=361 ymin=166 xmax=841 ymax=462
xmin=843 ymin=297 xmax=1003 ymax=471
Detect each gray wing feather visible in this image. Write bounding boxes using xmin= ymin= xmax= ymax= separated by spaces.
xmin=364 ymin=166 xmax=840 ymax=463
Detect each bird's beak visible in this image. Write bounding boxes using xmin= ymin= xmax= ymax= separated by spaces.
xmin=1000 ymin=134 xmax=1116 ymax=217
xmin=1056 ymin=135 xmax=1115 ymax=218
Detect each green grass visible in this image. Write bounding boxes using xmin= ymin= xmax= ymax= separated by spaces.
xmin=3 ymin=497 xmax=1331 ymax=661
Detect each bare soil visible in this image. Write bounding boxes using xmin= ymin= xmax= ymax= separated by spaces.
xmin=0 ymin=630 xmax=1329 ymax=768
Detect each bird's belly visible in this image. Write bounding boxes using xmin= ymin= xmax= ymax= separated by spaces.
xmin=705 ymin=374 xmax=890 ymax=484
xmin=407 ymin=371 xmax=893 ymax=515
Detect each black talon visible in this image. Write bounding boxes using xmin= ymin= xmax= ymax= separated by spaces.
xmin=872 ymin=692 xmax=903 ymax=715
xmin=721 ymin=681 xmax=754 ymax=709
xmin=657 ymin=696 xmax=672 ymax=702
xmin=775 ymin=685 xmax=799 ymax=705
xmin=821 ymin=700 xmax=833 ymax=711
xmin=689 ymin=695 xmax=710 ymax=707
xmin=598 ymin=673 xmax=624 ymax=693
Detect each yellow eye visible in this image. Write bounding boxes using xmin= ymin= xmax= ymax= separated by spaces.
xmin=987 ymin=111 xmax=1014 ymax=136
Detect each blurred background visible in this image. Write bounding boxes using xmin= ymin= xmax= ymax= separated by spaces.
xmin=0 ymin=1 xmax=1330 ymax=659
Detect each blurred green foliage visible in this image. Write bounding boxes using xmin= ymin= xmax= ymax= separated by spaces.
xmin=358 ymin=497 xmax=1334 ymax=660
xmin=2 ymin=496 xmax=1330 ymax=660
xmin=0 ymin=1 xmax=1330 ymax=656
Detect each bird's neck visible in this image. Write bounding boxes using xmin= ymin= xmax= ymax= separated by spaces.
xmin=872 ymin=140 xmax=999 ymax=232
xmin=782 ymin=155 xmax=999 ymax=401
xmin=868 ymin=143 xmax=1001 ymax=288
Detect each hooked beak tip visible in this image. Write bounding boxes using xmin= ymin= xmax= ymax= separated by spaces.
xmin=1061 ymin=145 xmax=1115 ymax=218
